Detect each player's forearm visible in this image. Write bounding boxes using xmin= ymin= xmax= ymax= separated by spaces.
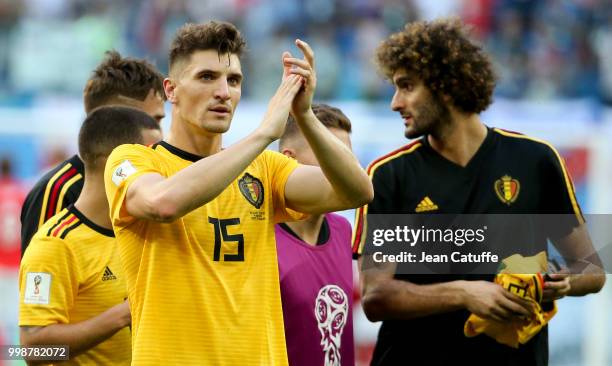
xmin=361 ymin=274 xmax=466 ymax=321
xmin=294 ymin=109 xmax=373 ymax=208
xmin=143 ymin=130 xmax=273 ymax=221
xmin=553 ymin=225 xmax=605 ymax=296
xmin=567 ymin=270 xmax=606 ymax=296
xmin=20 ymin=303 xmax=129 ymax=358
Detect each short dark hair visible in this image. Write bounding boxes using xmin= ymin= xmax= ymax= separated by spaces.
xmin=78 ymin=106 xmax=160 ymax=169
xmin=376 ymin=17 xmax=496 ymax=114
xmin=83 ymin=50 xmax=165 ymax=114
xmin=169 ymin=21 xmax=246 ymax=72
xmin=280 ymin=104 xmax=352 ymax=148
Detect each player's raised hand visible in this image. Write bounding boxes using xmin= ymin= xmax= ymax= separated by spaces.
xmin=257 ymin=74 xmax=304 ymax=142
xmin=282 ymin=39 xmax=317 ymax=118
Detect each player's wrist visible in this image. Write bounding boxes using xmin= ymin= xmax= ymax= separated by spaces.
xmin=453 ymin=280 xmax=472 ymax=309
xmin=252 ymin=127 xmax=279 ymax=145
xmin=107 ymin=302 xmax=131 ymax=330
xmin=117 ymin=312 xmax=131 ymax=330
xmin=121 ymin=314 xmax=131 ymax=329
xmin=291 ymin=107 xmax=316 ymax=124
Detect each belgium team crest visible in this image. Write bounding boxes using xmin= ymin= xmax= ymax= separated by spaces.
xmin=494 ymin=175 xmax=520 ymax=205
xmin=238 ymin=173 xmax=264 ymax=209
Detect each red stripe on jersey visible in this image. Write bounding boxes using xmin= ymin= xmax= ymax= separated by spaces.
xmin=352 ymin=206 xmax=366 ymax=254
xmin=51 ymin=215 xmax=77 ymax=237
xmin=45 ymin=167 xmax=77 ymax=220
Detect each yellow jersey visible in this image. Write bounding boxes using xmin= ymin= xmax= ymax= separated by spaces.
xmin=104 ymin=141 xmax=304 ymax=365
xmin=19 ymin=205 xmax=130 ymax=365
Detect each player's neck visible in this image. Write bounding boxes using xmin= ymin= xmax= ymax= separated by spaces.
xmin=427 ymin=113 xmax=487 ymax=167
xmin=285 ymin=215 xmax=325 ymax=246
xmin=74 ymin=171 xmax=112 ymax=230
xmin=167 ymin=114 xmax=223 ymax=157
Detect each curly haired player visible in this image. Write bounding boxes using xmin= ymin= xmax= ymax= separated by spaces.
xmin=353 ymin=18 xmax=605 ymax=366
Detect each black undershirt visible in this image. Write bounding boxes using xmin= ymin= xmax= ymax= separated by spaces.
xmin=278 ymin=217 xmax=330 ymax=245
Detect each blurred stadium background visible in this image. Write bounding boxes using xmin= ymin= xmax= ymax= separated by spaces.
xmin=0 ymin=0 xmax=611 ymax=365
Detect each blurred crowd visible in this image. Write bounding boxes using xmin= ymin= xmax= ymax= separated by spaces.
xmin=0 ymin=0 xmax=610 ymax=103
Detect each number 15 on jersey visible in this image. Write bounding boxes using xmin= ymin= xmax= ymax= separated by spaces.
xmin=208 ymin=217 xmax=244 ymax=262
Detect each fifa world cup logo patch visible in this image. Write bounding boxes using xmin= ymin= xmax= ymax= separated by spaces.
xmin=315 ymin=285 xmax=348 ymax=366
xmin=112 ymin=160 xmax=137 ymax=186
xmin=494 ymin=175 xmax=520 ymax=205
xmin=238 ymin=173 xmax=264 ymax=209
xmin=115 ymin=168 xmax=127 ymax=179
xmin=33 ymin=275 xmax=42 ymax=295
xmin=24 ymin=272 xmax=51 ymax=304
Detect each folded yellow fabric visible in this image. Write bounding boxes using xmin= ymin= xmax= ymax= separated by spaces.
xmin=463 ymin=252 xmax=557 ymax=348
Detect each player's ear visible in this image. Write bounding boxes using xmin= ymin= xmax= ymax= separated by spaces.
xmin=163 ymin=78 xmax=177 ymax=104
xmin=281 ymin=147 xmax=296 ymax=159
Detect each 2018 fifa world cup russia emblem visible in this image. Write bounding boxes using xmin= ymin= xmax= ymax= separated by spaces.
xmin=315 ymin=285 xmax=348 ymax=366
xmin=494 ymin=175 xmax=520 ymax=205
xmin=33 ymin=275 xmax=42 ymax=295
